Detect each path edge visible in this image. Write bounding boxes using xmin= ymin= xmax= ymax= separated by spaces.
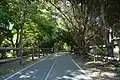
xmin=4 ymin=55 xmax=51 ymax=80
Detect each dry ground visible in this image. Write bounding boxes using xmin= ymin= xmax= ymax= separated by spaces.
xmin=72 ymin=54 xmax=120 ymax=80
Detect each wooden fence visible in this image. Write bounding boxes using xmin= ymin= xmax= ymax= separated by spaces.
xmin=0 ymin=47 xmax=53 ymax=65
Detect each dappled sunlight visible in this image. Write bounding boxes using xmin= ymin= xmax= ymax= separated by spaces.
xmin=101 ymin=72 xmax=116 ymax=78
xmin=53 ymin=52 xmax=69 ymax=58
xmin=54 ymin=54 xmax=62 ymax=57
xmin=79 ymin=59 xmax=117 ymax=79
xmin=86 ymin=68 xmax=101 ymax=78
xmin=18 ymin=69 xmax=40 ymax=79
xmin=29 ymin=71 xmax=35 ymax=74
xmin=19 ymin=75 xmax=31 ymax=78
xmin=53 ymin=70 xmax=93 ymax=80
xmin=85 ymin=61 xmax=104 ymax=65
xmin=86 ymin=68 xmax=101 ymax=72
xmin=26 ymin=57 xmax=39 ymax=61
xmin=103 ymin=66 xmax=116 ymax=71
xmin=113 ymin=46 xmax=119 ymax=60
xmin=6 ymin=53 xmax=13 ymax=57
xmin=74 ymin=74 xmax=92 ymax=80
xmin=88 ymin=72 xmax=100 ymax=78
xmin=85 ymin=67 xmax=116 ymax=79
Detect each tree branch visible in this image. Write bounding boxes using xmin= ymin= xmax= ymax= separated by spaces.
xmin=49 ymin=1 xmax=75 ymax=28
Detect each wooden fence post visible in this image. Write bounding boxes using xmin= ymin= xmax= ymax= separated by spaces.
xmin=32 ymin=47 xmax=34 ymax=61
xmin=43 ymin=49 xmax=45 ymax=57
xmin=93 ymin=45 xmax=97 ymax=62
xmin=18 ymin=47 xmax=23 ymax=66
xmin=38 ymin=49 xmax=41 ymax=58
xmin=46 ymin=48 xmax=48 ymax=55
xmin=0 ymin=47 xmax=23 ymax=65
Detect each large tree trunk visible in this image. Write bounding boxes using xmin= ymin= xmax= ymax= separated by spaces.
xmin=99 ymin=0 xmax=108 ymax=44
xmin=99 ymin=0 xmax=114 ymax=57
xmin=16 ymin=0 xmax=26 ymax=65
xmin=17 ymin=25 xmax=23 ymax=65
xmin=74 ymin=31 xmax=88 ymax=57
xmin=16 ymin=29 xmax=19 ymax=57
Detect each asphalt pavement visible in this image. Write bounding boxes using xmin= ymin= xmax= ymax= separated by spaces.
xmin=4 ymin=52 xmax=92 ymax=80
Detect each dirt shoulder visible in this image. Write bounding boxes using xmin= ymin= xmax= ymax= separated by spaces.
xmin=72 ymin=54 xmax=120 ymax=80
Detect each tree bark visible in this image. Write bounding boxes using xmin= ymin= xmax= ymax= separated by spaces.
xmin=99 ymin=0 xmax=108 ymax=44
xmin=17 ymin=0 xmax=27 ymax=65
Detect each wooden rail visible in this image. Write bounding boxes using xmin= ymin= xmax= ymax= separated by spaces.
xmin=0 ymin=57 xmax=21 ymax=64
xmin=0 ymin=47 xmax=53 ymax=65
xmin=0 ymin=47 xmax=19 ymax=51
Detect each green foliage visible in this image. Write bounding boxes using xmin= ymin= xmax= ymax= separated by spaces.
xmin=40 ymin=39 xmax=55 ymax=48
xmin=56 ymin=28 xmax=74 ymax=47
xmin=0 ymin=0 xmax=14 ymax=46
xmin=0 ymin=0 xmax=12 ymax=25
xmin=54 ymin=41 xmax=64 ymax=50
xmin=1 ymin=0 xmax=120 ymax=58
xmin=0 ymin=0 xmax=58 ymax=58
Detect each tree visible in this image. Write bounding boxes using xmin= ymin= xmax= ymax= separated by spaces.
xmin=45 ymin=0 xmax=120 ymax=57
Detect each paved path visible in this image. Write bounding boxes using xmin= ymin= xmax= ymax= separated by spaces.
xmin=4 ymin=52 xmax=92 ymax=80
